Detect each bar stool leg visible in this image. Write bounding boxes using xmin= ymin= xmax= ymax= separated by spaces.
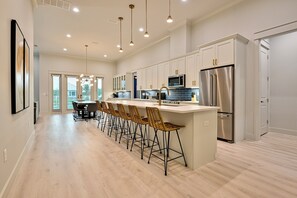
xmin=163 ymin=131 xmax=168 ymax=176
xmin=147 ymin=130 xmax=157 ymax=164
xmin=176 ymin=130 xmax=187 ymax=167
xmin=130 ymin=123 xmax=138 ymax=151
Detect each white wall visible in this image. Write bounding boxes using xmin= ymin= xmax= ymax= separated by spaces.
xmin=116 ymin=37 xmax=170 ymax=74
xmin=39 ymin=53 xmax=116 ymax=113
xmin=269 ymin=31 xmax=297 ymax=135
xmin=116 ymin=0 xmax=297 ymax=140
xmin=0 ymin=0 xmax=34 ymax=196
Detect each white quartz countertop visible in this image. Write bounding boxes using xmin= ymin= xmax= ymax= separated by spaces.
xmin=107 ymin=99 xmax=218 ymax=114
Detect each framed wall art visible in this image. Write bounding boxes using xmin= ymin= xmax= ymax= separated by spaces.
xmin=11 ymin=19 xmax=25 ymax=114
xmin=24 ymin=39 xmax=30 ymax=109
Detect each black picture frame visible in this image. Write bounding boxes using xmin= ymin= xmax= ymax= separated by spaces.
xmin=24 ymin=39 xmax=30 ymax=109
xmin=11 ymin=19 xmax=25 ymax=114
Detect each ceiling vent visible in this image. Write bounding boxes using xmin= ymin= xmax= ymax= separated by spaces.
xmin=36 ymin=0 xmax=71 ymax=11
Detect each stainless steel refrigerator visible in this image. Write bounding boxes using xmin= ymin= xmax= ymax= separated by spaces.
xmin=199 ymin=65 xmax=234 ymax=142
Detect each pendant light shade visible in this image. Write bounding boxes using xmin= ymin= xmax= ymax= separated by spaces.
xmin=144 ymin=0 xmax=149 ymax=38
xmin=129 ymin=4 xmax=135 ymax=46
xmin=167 ymin=0 xmax=173 ymax=23
xmin=80 ymin=45 xmax=94 ymax=87
xmin=118 ymin=17 xmax=124 ymax=52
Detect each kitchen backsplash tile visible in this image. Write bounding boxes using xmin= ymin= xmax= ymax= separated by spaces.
xmin=117 ymin=88 xmax=199 ymax=101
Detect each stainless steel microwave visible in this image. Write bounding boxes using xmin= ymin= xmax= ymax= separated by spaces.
xmin=168 ymin=74 xmax=185 ymax=88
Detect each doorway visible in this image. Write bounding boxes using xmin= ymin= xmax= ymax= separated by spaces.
xmin=259 ymin=41 xmax=270 ymax=135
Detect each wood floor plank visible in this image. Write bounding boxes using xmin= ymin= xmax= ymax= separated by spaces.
xmin=6 ymin=114 xmax=297 ymax=198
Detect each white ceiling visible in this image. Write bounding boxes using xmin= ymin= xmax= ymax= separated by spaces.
xmin=33 ymin=0 xmax=243 ymax=62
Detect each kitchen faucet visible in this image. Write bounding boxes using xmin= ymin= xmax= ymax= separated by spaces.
xmin=158 ymin=86 xmax=170 ymax=105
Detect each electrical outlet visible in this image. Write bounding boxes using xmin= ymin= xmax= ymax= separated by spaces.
xmin=203 ymin=120 xmax=209 ymax=127
xmin=3 ymin=148 xmax=7 ymax=163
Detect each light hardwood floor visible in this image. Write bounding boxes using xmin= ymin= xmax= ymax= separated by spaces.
xmin=6 ymin=114 xmax=297 ymax=198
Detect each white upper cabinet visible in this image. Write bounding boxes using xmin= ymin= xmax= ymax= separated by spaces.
xmin=170 ymin=57 xmax=186 ymax=76
xmin=146 ymin=65 xmax=158 ymax=90
xmin=158 ymin=61 xmax=170 ymax=88
xmin=186 ymin=53 xmax=200 ymax=88
xmin=200 ymin=39 xmax=234 ymax=69
xmin=137 ymin=68 xmax=146 ymax=90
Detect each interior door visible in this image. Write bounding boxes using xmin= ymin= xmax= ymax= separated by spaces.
xmin=260 ymin=44 xmax=270 ymax=135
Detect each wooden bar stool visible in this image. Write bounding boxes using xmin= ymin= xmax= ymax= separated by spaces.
xmin=117 ymin=103 xmax=133 ymax=149
xmin=101 ymin=101 xmax=111 ymax=132
xmin=107 ymin=103 xmax=121 ymax=141
xmin=95 ymin=100 xmax=104 ymax=129
xmin=146 ymin=107 xmax=187 ymax=176
xmin=128 ymin=105 xmax=150 ymax=159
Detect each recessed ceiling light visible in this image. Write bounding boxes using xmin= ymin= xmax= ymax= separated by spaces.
xmin=104 ymin=54 xmax=107 ymax=58
xmin=63 ymin=48 xmax=67 ymax=51
xmin=72 ymin=7 xmax=80 ymax=13
xmin=181 ymin=0 xmax=187 ymax=2
xmin=116 ymin=44 xmax=120 ymax=48
xmin=66 ymin=34 xmax=71 ymax=38
xmin=139 ymin=27 xmax=144 ymax=32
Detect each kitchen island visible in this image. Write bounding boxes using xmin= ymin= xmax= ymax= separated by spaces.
xmin=107 ymin=99 xmax=218 ymax=169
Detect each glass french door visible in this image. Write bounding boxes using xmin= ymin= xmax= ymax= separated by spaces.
xmin=66 ymin=76 xmax=78 ymax=110
xmin=52 ymin=74 xmax=61 ymax=112
xmin=96 ymin=77 xmax=104 ymax=100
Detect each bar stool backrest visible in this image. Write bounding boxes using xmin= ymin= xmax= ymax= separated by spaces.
xmin=117 ymin=104 xmax=130 ymax=120
xmin=101 ymin=101 xmax=109 ymax=114
xmin=95 ymin=100 xmax=103 ymax=111
xmin=128 ymin=105 xmax=143 ymax=124
xmin=107 ymin=103 xmax=116 ymax=116
xmin=146 ymin=107 xmax=166 ymax=131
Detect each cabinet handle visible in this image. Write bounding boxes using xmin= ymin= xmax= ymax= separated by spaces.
xmin=215 ymin=59 xmax=218 ymax=65
xmin=175 ymin=69 xmax=178 ymax=75
xmin=162 ymin=83 xmax=165 ymax=86
xmin=150 ymin=85 xmax=152 ymax=89
xmin=213 ymin=59 xmax=215 ymax=66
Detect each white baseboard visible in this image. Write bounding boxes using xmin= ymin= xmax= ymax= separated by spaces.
xmin=0 ymin=130 xmax=35 ymax=198
xmin=270 ymin=127 xmax=297 ymax=136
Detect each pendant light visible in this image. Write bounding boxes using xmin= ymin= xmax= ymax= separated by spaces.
xmin=118 ymin=17 xmax=124 ymax=52
xmin=129 ymin=4 xmax=135 ymax=46
xmin=80 ymin=45 xmax=94 ymax=87
xmin=144 ymin=0 xmax=149 ymax=38
xmin=167 ymin=0 xmax=173 ymax=23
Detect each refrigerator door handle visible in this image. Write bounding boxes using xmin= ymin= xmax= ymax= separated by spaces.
xmin=213 ymin=74 xmax=217 ymax=106
xmin=210 ymin=74 xmax=213 ymax=106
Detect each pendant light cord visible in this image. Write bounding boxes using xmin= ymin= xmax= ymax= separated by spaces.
xmin=85 ymin=44 xmax=88 ymax=74
xmin=145 ymin=0 xmax=148 ymax=32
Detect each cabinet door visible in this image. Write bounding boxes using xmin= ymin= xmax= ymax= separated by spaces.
xmin=177 ymin=57 xmax=186 ymax=75
xmin=200 ymin=44 xmax=216 ymax=69
xmin=170 ymin=57 xmax=186 ymax=75
xmin=146 ymin=66 xmax=153 ymax=90
xmin=151 ymin=65 xmax=158 ymax=89
xmin=158 ymin=62 xmax=169 ymax=88
xmin=216 ymin=39 xmax=234 ymax=66
xmin=186 ymin=53 xmax=199 ymax=88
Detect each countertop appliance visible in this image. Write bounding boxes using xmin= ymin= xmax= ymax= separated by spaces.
xmin=168 ymin=74 xmax=185 ymax=88
xmin=199 ymin=65 xmax=234 ymax=142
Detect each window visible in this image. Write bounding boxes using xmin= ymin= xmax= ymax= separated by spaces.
xmin=96 ymin=77 xmax=103 ymax=100
xmin=67 ymin=76 xmax=78 ymax=110
xmin=81 ymin=83 xmax=91 ymax=101
xmin=52 ymin=74 xmax=61 ymax=111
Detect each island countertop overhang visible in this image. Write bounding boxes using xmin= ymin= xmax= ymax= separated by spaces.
xmin=107 ymin=99 xmax=218 ymax=114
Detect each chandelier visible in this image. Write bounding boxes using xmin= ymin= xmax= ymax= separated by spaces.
xmin=79 ymin=44 xmax=94 ymax=87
